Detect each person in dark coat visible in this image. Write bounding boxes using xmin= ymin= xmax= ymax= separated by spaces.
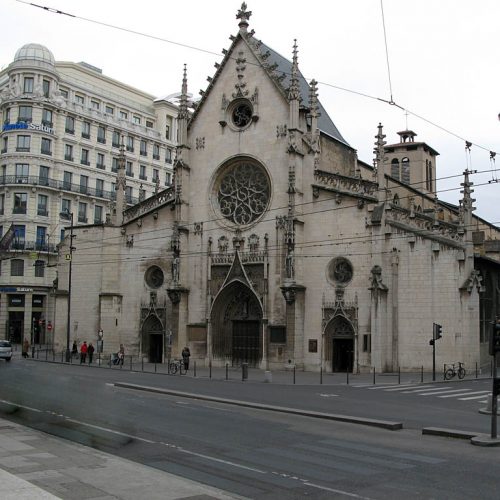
xmin=88 ymin=343 xmax=95 ymax=364
xmin=181 ymin=346 xmax=191 ymax=370
xmin=71 ymin=341 xmax=78 ymax=358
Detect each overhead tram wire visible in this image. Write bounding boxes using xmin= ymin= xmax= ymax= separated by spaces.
xmin=69 ymin=174 xmax=500 ymax=255
xmin=380 ymin=0 xmax=395 ymax=105
xmin=16 ymin=0 xmax=499 ymax=160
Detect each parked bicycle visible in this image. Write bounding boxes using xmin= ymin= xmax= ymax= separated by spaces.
xmin=444 ymin=362 xmax=466 ymax=380
xmin=168 ymin=359 xmax=186 ymax=375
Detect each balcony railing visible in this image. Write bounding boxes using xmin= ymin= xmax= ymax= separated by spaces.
xmin=126 ymin=171 xmax=134 ymax=177
xmin=97 ymin=137 xmax=106 ymax=144
xmin=153 ymin=154 xmax=160 ymax=160
xmin=16 ymin=147 xmax=30 ymax=152
xmin=65 ymin=128 xmax=75 ymax=134
xmin=78 ymin=215 xmax=88 ymax=223
xmin=13 ymin=207 xmax=27 ymax=214
xmin=80 ymin=160 xmax=90 ymax=166
xmin=96 ymin=163 xmax=105 ymax=170
xmin=82 ymin=133 xmax=90 ymax=139
xmin=37 ymin=208 xmax=48 ymax=216
xmin=64 ymin=155 xmax=74 ymax=161
xmin=41 ymin=149 xmax=52 ymax=156
xmin=9 ymin=240 xmax=57 ymax=253
xmin=0 ymin=174 xmax=138 ymax=204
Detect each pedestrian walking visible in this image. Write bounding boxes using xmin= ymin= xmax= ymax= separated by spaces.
xmin=22 ymin=338 xmax=29 ymax=359
xmin=80 ymin=341 xmax=88 ymax=364
xmin=88 ymin=343 xmax=95 ymax=364
xmin=181 ymin=346 xmax=191 ymax=370
xmin=118 ymin=344 xmax=125 ymax=365
xmin=71 ymin=341 xmax=78 ymax=359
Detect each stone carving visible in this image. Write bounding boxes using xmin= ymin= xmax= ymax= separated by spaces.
xmin=314 ymin=170 xmax=378 ymax=198
xmin=369 ymin=265 xmax=388 ymax=293
xmin=460 ymin=270 xmax=486 ymax=294
xmin=248 ymin=233 xmax=259 ymax=252
xmin=285 ymin=249 xmax=295 ymax=279
xmin=218 ymin=235 xmax=229 ymax=253
xmin=194 ymin=222 xmax=203 ymax=236
xmin=276 ymin=124 xmax=287 ymax=138
xmin=195 ymin=137 xmax=205 ymax=150
xmin=123 ymin=187 xmax=174 ymax=224
xmin=328 ymin=257 xmax=353 ymax=285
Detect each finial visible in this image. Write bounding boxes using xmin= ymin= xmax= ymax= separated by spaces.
xmin=178 ymin=64 xmax=189 ymax=120
xmin=236 ymin=2 xmax=252 ymax=33
xmin=288 ymin=39 xmax=300 ymax=101
xmin=309 ymin=79 xmax=320 ymax=118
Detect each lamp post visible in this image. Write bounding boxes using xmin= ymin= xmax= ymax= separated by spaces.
xmin=61 ymin=211 xmax=74 ymax=362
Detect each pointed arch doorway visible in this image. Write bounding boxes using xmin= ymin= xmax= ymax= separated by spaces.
xmin=324 ymin=316 xmax=355 ymax=372
xmin=210 ymin=281 xmax=263 ymax=367
xmin=141 ymin=315 xmax=164 ymax=363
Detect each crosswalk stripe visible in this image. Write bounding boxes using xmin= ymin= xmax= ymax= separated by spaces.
xmin=383 ymin=385 xmax=424 ymax=392
xmin=400 ymin=386 xmax=446 ymax=393
xmin=438 ymin=391 xmax=478 ymax=398
xmin=366 ymin=384 xmax=413 ymax=390
xmin=458 ymin=392 xmax=491 ymax=400
xmin=418 ymin=388 xmax=472 ymax=396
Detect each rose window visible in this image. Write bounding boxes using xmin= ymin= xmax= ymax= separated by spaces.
xmin=231 ymin=102 xmax=252 ymax=128
xmin=216 ymin=160 xmax=270 ymax=226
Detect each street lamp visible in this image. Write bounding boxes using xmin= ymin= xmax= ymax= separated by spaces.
xmin=60 ymin=211 xmax=74 ymax=362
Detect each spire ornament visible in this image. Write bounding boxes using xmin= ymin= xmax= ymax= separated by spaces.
xmin=288 ymin=39 xmax=300 ymax=102
xmin=236 ymin=2 xmax=252 ymax=33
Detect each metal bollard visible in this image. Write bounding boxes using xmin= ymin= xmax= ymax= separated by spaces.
xmin=194 ymin=360 xmax=197 ymax=377
xmin=154 ymin=362 xmax=157 ymax=373
xmin=226 ymin=363 xmax=228 ymax=380
xmin=141 ymin=357 xmax=144 ymax=371
xmin=421 ymin=365 xmax=424 ymax=383
xmin=242 ymin=362 xmax=248 ymax=381
xmin=346 ymin=368 xmax=349 ymax=385
xmin=46 ymin=349 xmax=48 ymax=361
xmin=293 ymin=366 xmax=296 ymax=385
xmin=209 ymin=360 xmax=212 ymax=379
xmin=373 ymin=366 xmax=376 ymax=385
xmin=476 ymin=362 xmax=478 ymax=379
xmin=320 ymin=366 xmax=323 ymax=385
xmin=398 ymin=366 xmax=401 ymax=385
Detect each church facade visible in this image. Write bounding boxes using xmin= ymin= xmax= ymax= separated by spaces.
xmin=53 ymin=5 xmax=500 ymax=373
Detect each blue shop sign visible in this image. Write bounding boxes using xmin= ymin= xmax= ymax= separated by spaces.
xmin=2 ymin=122 xmax=55 ymax=134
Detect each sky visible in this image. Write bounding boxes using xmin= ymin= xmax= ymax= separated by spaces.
xmin=2 ymin=0 xmax=499 ymax=224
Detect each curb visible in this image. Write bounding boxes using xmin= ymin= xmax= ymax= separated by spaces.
xmin=113 ymin=382 xmax=403 ymax=431
xmin=422 ymin=427 xmax=477 ymax=440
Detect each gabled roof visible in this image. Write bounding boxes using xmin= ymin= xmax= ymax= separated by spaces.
xmin=188 ymin=27 xmax=349 ymax=147
xmin=259 ymin=42 xmax=348 ymax=146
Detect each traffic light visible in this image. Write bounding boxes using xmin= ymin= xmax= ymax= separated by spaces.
xmin=433 ymin=323 xmax=442 ymax=340
xmin=489 ymin=321 xmax=500 ymax=356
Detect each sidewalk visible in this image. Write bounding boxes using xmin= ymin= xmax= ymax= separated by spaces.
xmin=0 ymin=418 xmax=241 ymax=500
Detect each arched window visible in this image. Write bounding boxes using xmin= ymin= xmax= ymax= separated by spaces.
xmin=391 ymin=158 xmax=400 ymax=180
xmin=393 ymin=193 xmax=400 ymax=206
xmin=401 ymin=157 xmax=410 ymax=184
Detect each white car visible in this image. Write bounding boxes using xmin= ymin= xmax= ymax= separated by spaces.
xmin=0 ymin=340 xmax=12 ymax=362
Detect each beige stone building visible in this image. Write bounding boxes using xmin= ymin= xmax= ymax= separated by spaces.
xmin=53 ymin=5 xmax=500 ymax=372
xmin=0 ymin=44 xmax=177 ymax=345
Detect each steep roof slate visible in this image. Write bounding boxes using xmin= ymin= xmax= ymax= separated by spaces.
xmin=188 ymin=32 xmax=349 ymax=147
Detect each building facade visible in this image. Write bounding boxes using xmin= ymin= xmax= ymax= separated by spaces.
xmin=53 ymin=6 xmax=500 ymax=372
xmin=0 ymin=44 xmax=177 ymax=344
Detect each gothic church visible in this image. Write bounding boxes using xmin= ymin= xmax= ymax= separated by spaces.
xmin=54 ymin=4 xmax=500 ymax=373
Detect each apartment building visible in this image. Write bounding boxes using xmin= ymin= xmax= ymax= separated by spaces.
xmin=0 ymin=43 xmax=177 ymax=344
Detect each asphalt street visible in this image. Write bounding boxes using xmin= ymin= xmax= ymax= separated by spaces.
xmin=0 ymin=358 xmax=499 ymax=499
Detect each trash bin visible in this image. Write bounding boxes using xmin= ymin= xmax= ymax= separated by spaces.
xmin=242 ymin=362 xmax=248 ymax=381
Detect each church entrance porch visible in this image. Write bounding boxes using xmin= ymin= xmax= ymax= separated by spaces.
xmin=324 ymin=315 xmax=356 ymax=373
xmin=332 ymin=338 xmax=354 ymax=372
xmin=232 ymin=320 xmax=260 ymax=366
xmin=141 ymin=315 xmax=164 ymax=363
xmin=211 ymin=282 xmax=263 ymax=367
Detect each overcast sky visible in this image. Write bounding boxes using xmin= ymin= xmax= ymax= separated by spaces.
xmin=3 ymin=0 xmax=499 ymax=224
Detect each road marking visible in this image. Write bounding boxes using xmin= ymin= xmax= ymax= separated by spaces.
xmin=383 ymin=385 xmax=427 ymax=392
xmin=458 ymin=392 xmax=491 ymax=400
xmin=318 ymin=393 xmax=339 ymax=398
xmin=0 ymin=399 xmax=42 ymax=413
xmin=302 ymin=481 xmax=375 ymax=499
xmin=179 ymin=447 xmax=266 ymax=474
xmin=401 ymin=386 xmax=448 ymax=394
xmin=418 ymin=389 xmax=471 ymax=396
xmin=366 ymin=384 xmax=405 ymax=390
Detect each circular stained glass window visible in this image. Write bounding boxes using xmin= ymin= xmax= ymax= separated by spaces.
xmin=327 ymin=257 xmax=353 ymax=285
xmin=231 ymin=101 xmax=253 ymax=128
xmin=145 ymin=266 xmax=164 ymax=289
xmin=215 ymin=159 xmax=270 ymax=226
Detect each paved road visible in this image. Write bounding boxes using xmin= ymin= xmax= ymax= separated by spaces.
xmin=0 ymin=359 xmax=499 ymax=499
